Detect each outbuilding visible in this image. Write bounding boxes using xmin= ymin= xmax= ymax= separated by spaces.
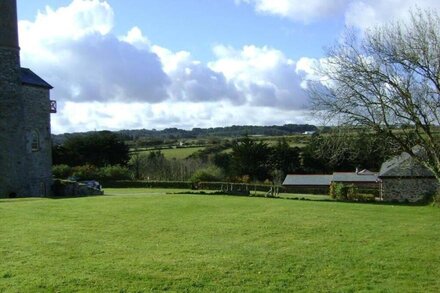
xmin=379 ymin=152 xmax=438 ymax=202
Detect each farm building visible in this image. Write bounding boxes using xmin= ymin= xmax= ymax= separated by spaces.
xmin=282 ymin=174 xmax=333 ymax=194
xmin=379 ymin=151 xmax=438 ymax=202
xmin=333 ymin=171 xmax=379 ymax=189
xmin=282 ymin=170 xmax=379 ymax=195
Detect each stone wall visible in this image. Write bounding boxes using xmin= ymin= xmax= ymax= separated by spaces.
xmin=22 ymin=85 xmax=53 ymax=197
xmin=381 ymin=177 xmax=439 ymax=202
xmin=52 ymin=180 xmax=104 ymax=197
xmin=0 ymin=47 xmax=27 ymax=198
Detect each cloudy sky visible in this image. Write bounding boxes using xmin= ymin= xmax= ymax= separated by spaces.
xmin=17 ymin=0 xmax=439 ymax=134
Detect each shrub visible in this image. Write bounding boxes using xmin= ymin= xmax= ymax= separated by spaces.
xmin=329 ymin=183 xmax=348 ymax=200
xmin=346 ymin=184 xmax=358 ymax=200
xmin=72 ymin=165 xmax=99 ymax=181
xmin=355 ymin=193 xmax=376 ymax=202
xmin=190 ymin=166 xmax=223 ymax=183
xmin=98 ymin=165 xmax=132 ymax=181
xmin=52 ymin=164 xmax=73 ymax=179
xmin=432 ymin=188 xmax=440 ymax=206
xmin=145 ymin=181 xmax=194 ymax=189
xmin=330 ymin=183 xmax=374 ymax=202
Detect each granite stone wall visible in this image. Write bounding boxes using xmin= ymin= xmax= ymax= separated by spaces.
xmin=381 ymin=178 xmax=439 ymax=202
xmin=0 ymin=48 xmax=27 ymax=198
xmin=22 ymin=85 xmax=53 ymax=197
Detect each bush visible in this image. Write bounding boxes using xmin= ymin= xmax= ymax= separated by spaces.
xmin=346 ymin=184 xmax=358 ymax=201
xmin=330 ymin=183 xmax=349 ymax=200
xmin=330 ymin=183 xmax=375 ymax=202
xmin=72 ymin=165 xmax=99 ymax=181
xmin=52 ymin=164 xmax=73 ymax=179
xmin=432 ymin=188 xmax=440 ymax=206
xmin=354 ymin=193 xmax=376 ymax=202
xmin=98 ymin=165 xmax=132 ymax=181
xmin=145 ymin=181 xmax=194 ymax=189
xmin=190 ymin=166 xmax=223 ymax=183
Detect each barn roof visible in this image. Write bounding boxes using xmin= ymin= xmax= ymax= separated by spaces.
xmin=379 ymin=151 xmax=434 ymax=178
xmin=283 ymin=174 xmax=333 ymax=186
xmin=21 ymin=68 xmax=53 ymax=89
xmin=332 ymin=172 xmax=378 ymax=183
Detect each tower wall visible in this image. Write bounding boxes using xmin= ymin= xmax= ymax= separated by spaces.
xmin=0 ymin=0 xmax=19 ymax=49
xmin=0 ymin=0 xmax=27 ymax=198
xmin=23 ymin=85 xmax=53 ymax=197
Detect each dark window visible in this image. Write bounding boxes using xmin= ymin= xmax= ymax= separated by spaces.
xmin=31 ymin=130 xmax=40 ymax=152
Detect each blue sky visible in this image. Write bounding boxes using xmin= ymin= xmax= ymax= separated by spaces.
xmin=19 ymin=0 xmax=343 ymax=61
xmin=16 ymin=0 xmax=439 ymax=133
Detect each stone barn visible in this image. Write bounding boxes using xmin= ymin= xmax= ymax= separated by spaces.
xmin=0 ymin=0 xmax=56 ymax=198
xmin=379 ymin=152 xmax=438 ymax=202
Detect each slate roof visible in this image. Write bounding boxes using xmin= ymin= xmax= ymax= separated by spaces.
xmin=21 ymin=68 xmax=53 ymax=89
xmin=332 ymin=172 xmax=378 ymax=183
xmin=283 ymin=175 xmax=333 ymax=186
xmin=357 ymin=169 xmax=375 ymax=175
xmin=379 ymin=152 xmax=434 ymax=178
xmin=283 ymin=171 xmax=379 ymax=186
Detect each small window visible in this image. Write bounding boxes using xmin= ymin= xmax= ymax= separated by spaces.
xmin=31 ymin=130 xmax=40 ymax=152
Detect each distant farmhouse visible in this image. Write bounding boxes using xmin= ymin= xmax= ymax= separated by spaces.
xmin=283 ymin=152 xmax=438 ymax=202
xmin=0 ymin=0 xmax=56 ymax=197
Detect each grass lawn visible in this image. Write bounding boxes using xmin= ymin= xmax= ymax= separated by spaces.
xmin=0 ymin=189 xmax=439 ymax=292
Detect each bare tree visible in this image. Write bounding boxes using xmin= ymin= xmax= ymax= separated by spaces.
xmin=309 ymin=9 xmax=440 ymax=179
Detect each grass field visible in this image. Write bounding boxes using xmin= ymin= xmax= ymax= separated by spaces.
xmin=1 ymin=189 xmax=439 ymax=292
xmin=136 ymin=147 xmax=206 ymax=160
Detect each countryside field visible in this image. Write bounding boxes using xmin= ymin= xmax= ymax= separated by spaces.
xmin=134 ymin=146 xmax=206 ymax=160
xmin=1 ymin=189 xmax=439 ymax=292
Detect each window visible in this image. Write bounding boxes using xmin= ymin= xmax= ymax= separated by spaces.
xmin=31 ymin=130 xmax=40 ymax=152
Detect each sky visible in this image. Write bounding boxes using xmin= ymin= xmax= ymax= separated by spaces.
xmin=16 ymin=0 xmax=440 ymax=134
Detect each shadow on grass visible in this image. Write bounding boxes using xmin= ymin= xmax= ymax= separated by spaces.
xmin=0 ymin=198 xmax=44 ymax=204
xmin=168 ymin=190 xmax=434 ymax=207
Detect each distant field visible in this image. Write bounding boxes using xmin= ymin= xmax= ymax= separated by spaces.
xmin=0 ymin=189 xmax=439 ymax=292
xmin=134 ymin=146 xmax=205 ymax=159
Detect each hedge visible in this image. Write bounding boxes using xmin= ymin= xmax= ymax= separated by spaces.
xmin=101 ymin=180 xmax=194 ymax=189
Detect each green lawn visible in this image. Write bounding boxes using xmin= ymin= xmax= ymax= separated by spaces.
xmin=0 ymin=189 xmax=439 ymax=292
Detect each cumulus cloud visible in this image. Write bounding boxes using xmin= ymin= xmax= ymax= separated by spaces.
xmin=52 ymin=101 xmax=314 ymax=134
xmin=210 ymin=45 xmax=309 ymax=108
xmin=238 ymin=0 xmax=440 ymax=29
xmin=152 ymin=46 xmax=243 ymax=104
xmin=236 ymin=0 xmax=350 ymax=23
xmin=236 ymin=0 xmax=349 ymax=23
xmin=19 ymin=0 xmax=169 ymax=103
xmin=344 ymin=0 xmax=440 ymax=30
xmin=18 ymin=0 xmax=313 ymax=133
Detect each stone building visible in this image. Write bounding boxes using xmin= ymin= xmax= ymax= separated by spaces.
xmin=379 ymin=152 xmax=438 ymax=202
xmin=0 ymin=0 xmax=55 ymax=198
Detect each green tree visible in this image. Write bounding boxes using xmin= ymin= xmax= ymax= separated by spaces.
xmin=231 ymin=137 xmax=270 ymax=181
xmin=53 ymin=131 xmax=129 ymax=167
xmin=270 ymin=138 xmax=301 ymax=176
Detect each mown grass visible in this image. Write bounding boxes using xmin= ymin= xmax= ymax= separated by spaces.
xmin=0 ymin=188 xmax=439 ymax=292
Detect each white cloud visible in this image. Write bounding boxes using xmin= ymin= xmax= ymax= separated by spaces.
xmin=19 ymin=0 xmax=314 ymax=133
xmin=210 ymin=45 xmax=308 ymax=108
xmin=236 ymin=0 xmax=349 ymax=23
xmin=239 ymin=0 xmax=440 ymax=29
xmin=52 ymin=101 xmax=314 ymax=134
xmin=19 ymin=0 xmax=169 ymax=104
xmin=345 ymin=0 xmax=440 ymax=30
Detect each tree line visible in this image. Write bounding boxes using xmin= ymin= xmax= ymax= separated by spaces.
xmin=52 ymin=124 xmax=317 ymax=145
xmin=52 ymin=130 xmax=394 ymax=183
